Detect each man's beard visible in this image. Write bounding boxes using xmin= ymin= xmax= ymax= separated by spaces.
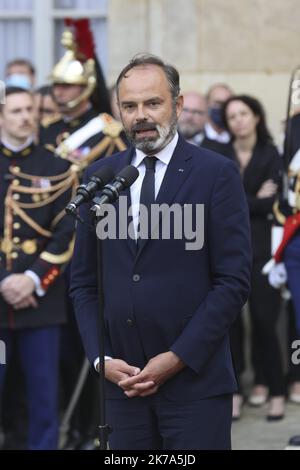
xmin=124 ymin=107 xmax=178 ymax=154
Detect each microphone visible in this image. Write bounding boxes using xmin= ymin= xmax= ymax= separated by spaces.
xmin=90 ymin=165 xmax=139 ymax=215
xmin=66 ymin=166 xmax=115 ymax=218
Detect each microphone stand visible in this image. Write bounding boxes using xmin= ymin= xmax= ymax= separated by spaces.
xmin=92 ymin=204 xmax=112 ymax=450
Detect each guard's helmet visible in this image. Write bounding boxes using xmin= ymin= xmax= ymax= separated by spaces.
xmin=49 ymin=19 xmax=97 ymax=109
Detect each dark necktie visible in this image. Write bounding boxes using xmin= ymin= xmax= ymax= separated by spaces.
xmin=140 ymin=156 xmax=157 ymax=208
xmin=137 ymin=156 xmax=157 ymax=247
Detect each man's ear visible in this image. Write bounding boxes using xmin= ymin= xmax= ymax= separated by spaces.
xmin=176 ymin=95 xmax=184 ymax=118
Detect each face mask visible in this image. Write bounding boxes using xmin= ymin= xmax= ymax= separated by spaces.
xmin=5 ymin=74 xmax=31 ymax=90
xmin=208 ymin=106 xmax=225 ymax=129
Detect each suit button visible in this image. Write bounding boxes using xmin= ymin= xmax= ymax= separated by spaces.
xmin=13 ymin=223 xmax=21 ymax=229
xmin=126 ymin=319 xmax=135 ymax=327
xmin=133 ymin=274 xmax=140 ymax=282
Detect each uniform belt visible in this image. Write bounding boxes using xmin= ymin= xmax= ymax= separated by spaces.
xmin=0 ymin=238 xmax=38 ymax=255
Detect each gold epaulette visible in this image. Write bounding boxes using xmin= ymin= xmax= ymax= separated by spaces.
xmin=101 ymin=113 xmax=123 ymax=139
xmin=273 ymin=200 xmax=286 ymax=226
xmin=41 ymin=114 xmax=62 ymax=129
xmin=7 ymin=166 xmax=77 ymax=211
xmin=3 ymin=168 xmax=78 ymax=244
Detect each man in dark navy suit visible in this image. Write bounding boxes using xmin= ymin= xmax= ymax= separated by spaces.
xmin=70 ymin=54 xmax=252 ymax=450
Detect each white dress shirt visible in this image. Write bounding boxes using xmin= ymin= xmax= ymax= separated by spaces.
xmin=130 ymin=132 xmax=179 ymax=239
xmin=204 ymin=122 xmax=230 ymax=144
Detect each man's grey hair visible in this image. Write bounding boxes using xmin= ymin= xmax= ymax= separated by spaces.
xmin=116 ymin=53 xmax=181 ymax=102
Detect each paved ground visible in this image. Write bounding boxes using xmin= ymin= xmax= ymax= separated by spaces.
xmin=231 ymin=303 xmax=300 ymax=450
xmin=232 ymin=401 xmax=300 ymax=450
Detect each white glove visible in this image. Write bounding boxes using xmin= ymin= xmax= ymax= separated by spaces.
xmin=268 ymin=262 xmax=287 ymax=289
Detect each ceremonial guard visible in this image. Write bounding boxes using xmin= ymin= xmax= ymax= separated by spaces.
xmin=263 ymin=72 xmax=300 ymax=447
xmin=0 ymin=86 xmax=76 ymax=449
xmin=263 ymin=69 xmax=300 ymax=418
xmin=263 ymin=70 xmax=300 ymax=336
xmin=39 ymin=19 xmax=127 ymax=176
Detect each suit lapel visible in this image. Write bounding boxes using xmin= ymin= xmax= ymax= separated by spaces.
xmin=124 ymin=187 xmax=138 ymax=258
xmin=135 ymin=137 xmax=193 ymax=258
xmin=114 ymin=147 xmax=137 ymax=258
xmin=155 ymin=137 xmax=193 ymax=207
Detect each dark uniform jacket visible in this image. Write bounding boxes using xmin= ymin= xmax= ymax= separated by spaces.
xmin=39 ymin=107 xmax=128 ymax=173
xmin=39 ymin=107 xmax=100 ymax=149
xmin=271 ymin=113 xmax=300 ymax=229
xmin=291 ymin=113 xmax=300 ymax=157
xmin=0 ymin=142 xmax=76 ymax=329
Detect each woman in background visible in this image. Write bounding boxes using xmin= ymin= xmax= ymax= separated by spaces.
xmin=223 ymin=95 xmax=285 ymax=421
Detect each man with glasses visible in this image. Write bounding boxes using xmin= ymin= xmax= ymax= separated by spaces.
xmin=179 ymin=90 xmax=229 ymax=154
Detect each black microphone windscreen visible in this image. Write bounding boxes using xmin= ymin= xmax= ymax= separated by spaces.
xmin=117 ymin=165 xmax=139 ymax=188
xmin=93 ymin=166 xmax=115 ymax=185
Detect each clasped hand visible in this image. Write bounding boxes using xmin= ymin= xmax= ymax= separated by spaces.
xmin=104 ymin=351 xmax=185 ymax=398
xmin=256 ymin=179 xmax=278 ymax=199
xmin=0 ymin=274 xmax=38 ymax=310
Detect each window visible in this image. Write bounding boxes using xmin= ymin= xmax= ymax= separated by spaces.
xmin=0 ymin=0 xmax=108 ymax=85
